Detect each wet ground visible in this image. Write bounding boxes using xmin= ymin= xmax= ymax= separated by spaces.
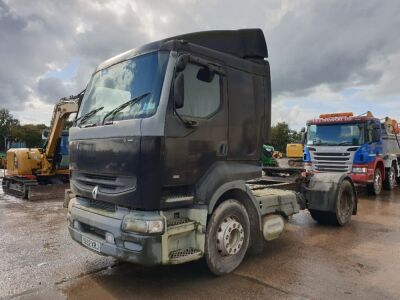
xmin=1 ymin=177 xmax=400 ymax=299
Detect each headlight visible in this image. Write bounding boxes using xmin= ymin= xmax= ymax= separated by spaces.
xmin=122 ymin=217 xmax=164 ymax=234
xmin=352 ymin=167 xmax=367 ymax=173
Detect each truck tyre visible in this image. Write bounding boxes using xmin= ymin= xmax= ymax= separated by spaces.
xmin=309 ymin=180 xmax=355 ymax=226
xmin=383 ymin=166 xmax=396 ymax=190
xmin=367 ymin=168 xmax=382 ymax=195
xmin=288 ymin=159 xmax=295 ymax=167
xmin=205 ymin=199 xmax=250 ymax=276
xmin=334 ymin=179 xmax=355 ymax=225
xmin=309 ymin=210 xmax=335 ymax=225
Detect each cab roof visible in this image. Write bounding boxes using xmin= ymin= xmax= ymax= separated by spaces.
xmin=95 ymin=29 xmax=268 ymax=73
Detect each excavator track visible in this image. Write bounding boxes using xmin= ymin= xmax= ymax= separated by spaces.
xmin=2 ymin=177 xmax=69 ymax=201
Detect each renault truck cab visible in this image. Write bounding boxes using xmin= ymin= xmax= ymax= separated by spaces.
xmin=68 ymin=30 xmax=356 ymax=275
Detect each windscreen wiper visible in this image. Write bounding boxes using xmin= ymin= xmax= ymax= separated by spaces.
xmin=102 ymin=92 xmax=151 ymax=125
xmin=75 ymin=106 xmax=104 ymax=127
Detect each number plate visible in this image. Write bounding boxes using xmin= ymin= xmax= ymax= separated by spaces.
xmin=82 ymin=235 xmax=101 ymax=252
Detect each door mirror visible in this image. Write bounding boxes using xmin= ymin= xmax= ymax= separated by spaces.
xmin=300 ymin=127 xmax=306 ymax=133
xmin=174 ymin=72 xmax=184 ymax=109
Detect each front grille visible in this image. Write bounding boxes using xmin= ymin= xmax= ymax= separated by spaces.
xmin=84 ymin=173 xmax=117 ymax=181
xmin=72 ymin=171 xmax=136 ymax=194
xmin=77 ymin=173 xmax=119 ymax=190
xmin=312 ymin=152 xmax=352 ymax=172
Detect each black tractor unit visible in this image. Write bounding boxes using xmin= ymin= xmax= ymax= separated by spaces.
xmin=67 ymin=29 xmax=357 ymax=275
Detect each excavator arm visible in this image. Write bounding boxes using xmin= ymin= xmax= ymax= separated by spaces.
xmin=40 ymin=96 xmax=79 ymax=174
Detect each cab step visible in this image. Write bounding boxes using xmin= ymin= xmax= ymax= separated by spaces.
xmin=166 ymin=218 xmax=196 ymax=236
xmin=169 ymin=248 xmax=202 ymax=264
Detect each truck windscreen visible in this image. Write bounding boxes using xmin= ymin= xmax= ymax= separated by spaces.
xmin=307 ymin=123 xmax=365 ymax=146
xmin=77 ymin=51 xmax=169 ymax=127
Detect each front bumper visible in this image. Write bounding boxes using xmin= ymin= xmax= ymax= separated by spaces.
xmin=68 ymin=197 xmax=162 ymax=266
xmin=350 ymin=172 xmax=374 ymax=184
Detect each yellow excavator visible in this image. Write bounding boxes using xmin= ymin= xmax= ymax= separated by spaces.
xmin=286 ymin=143 xmax=304 ymax=167
xmin=2 ymin=95 xmax=79 ymax=200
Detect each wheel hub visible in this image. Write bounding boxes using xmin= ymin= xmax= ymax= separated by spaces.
xmin=216 ymin=216 xmax=244 ymax=257
xmin=389 ymin=170 xmax=395 ymax=185
xmin=374 ymin=173 xmax=382 ymax=191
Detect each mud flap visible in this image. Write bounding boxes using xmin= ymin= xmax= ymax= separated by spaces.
xmin=28 ymin=183 xmax=70 ymax=201
xmin=301 ymin=173 xmax=357 ymax=214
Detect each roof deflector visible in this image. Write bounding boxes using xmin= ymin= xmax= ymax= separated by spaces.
xmin=163 ymin=28 xmax=268 ymax=59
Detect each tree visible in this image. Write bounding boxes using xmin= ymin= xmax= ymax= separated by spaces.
xmin=271 ymin=122 xmax=291 ymax=153
xmin=0 ymin=109 xmax=20 ymax=151
xmin=270 ymin=122 xmax=304 ymax=153
xmin=11 ymin=124 xmax=47 ymax=148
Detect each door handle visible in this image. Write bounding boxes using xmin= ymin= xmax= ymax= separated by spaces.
xmin=217 ymin=142 xmax=228 ymax=156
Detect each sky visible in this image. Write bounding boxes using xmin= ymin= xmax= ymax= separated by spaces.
xmin=0 ymin=0 xmax=399 ymax=129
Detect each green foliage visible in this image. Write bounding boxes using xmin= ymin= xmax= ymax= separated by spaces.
xmin=11 ymin=124 xmax=47 ymax=148
xmin=0 ymin=109 xmax=20 ymax=151
xmin=0 ymin=108 xmax=48 ymax=150
xmin=271 ymin=122 xmax=303 ymax=153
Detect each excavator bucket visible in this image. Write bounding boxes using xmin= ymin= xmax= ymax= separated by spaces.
xmin=27 ymin=183 xmax=70 ymax=201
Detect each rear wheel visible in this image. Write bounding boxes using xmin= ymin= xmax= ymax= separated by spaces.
xmin=383 ymin=166 xmax=396 ymax=190
xmin=309 ymin=210 xmax=335 ymax=225
xmin=367 ymin=168 xmax=382 ymax=195
xmin=309 ymin=180 xmax=355 ymax=226
xmin=205 ymin=199 xmax=250 ymax=276
xmin=334 ymin=180 xmax=355 ymax=225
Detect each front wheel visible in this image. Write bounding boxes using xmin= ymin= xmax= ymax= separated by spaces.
xmin=367 ymin=168 xmax=382 ymax=195
xmin=205 ymin=199 xmax=250 ymax=276
xmin=383 ymin=166 xmax=396 ymax=190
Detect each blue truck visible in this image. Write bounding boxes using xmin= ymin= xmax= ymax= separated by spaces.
xmin=304 ymin=112 xmax=400 ymax=195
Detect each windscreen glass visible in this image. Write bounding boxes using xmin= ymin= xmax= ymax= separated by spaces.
xmin=77 ymin=51 xmax=169 ymax=126
xmin=307 ymin=123 xmax=365 ymax=146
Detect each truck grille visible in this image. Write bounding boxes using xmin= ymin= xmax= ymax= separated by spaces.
xmin=312 ymin=152 xmax=351 ymax=172
xmin=71 ymin=171 xmax=136 ymax=194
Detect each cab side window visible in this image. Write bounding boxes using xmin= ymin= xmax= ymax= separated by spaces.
xmin=177 ymin=63 xmax=221 ymax=118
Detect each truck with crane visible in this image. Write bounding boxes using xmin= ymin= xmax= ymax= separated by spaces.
xmin=2 ymin=96 xmax=79 ymax=200
xmin=304 ymin=112 xmax=400 ymax=195
xmin=67 ymin=29 xmax=357 ymax=275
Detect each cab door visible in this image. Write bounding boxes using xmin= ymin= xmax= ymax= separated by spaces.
xmin=163 ymin=58 xmax=227 ymax=187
